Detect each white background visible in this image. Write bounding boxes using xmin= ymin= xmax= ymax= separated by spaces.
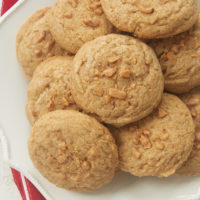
xmin=0 ymin=1 xmax=21 ymax=199
xmin=0 ymin=143 xmax=21 ymax=199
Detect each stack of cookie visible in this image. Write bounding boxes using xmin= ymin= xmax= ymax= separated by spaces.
xmin=16 ymin=0 xmax=200 ymax=192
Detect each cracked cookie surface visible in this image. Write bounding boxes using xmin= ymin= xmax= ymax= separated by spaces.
xmin=150 ymin=12 xmax=200 ymax=94
xmin=28 ymin=110 xmax=118 ymax=192
xmin=101 ymin=0 xmax=198 ymax=38
xmin=47 ymin=0 xmax=113 ymax=54
xmin=70 ymin=34 xmax=164 ymax=127
xmin=112 ymin=93 xmax=195 ymax=177
xmin=177 ymin=87 xmax=200 ymax=176
xmin=26 ymin=56 xmax=78 ymax=125
xmin=16 ymin=7 xmax=69 ymax=80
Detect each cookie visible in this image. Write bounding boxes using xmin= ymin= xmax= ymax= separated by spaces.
xmin=16 ymin=7 xmax=69 ymax=80
xmin=101 ymin=0 xmax=198 ymax=39
xmin=47 ymin=0 xmax=113 ymax=54
xmin=112 ymin=93 xmax=195 ymax=177
xmin=176 ymin=87 xmax=200 ymax=176
xmin=149 ymin=12 xmax=200 ymax=94
xmin=26 ymin=56 xmax=78 ymax=125
xmin=28 ymin=110 xmax=118 ymax=192
xmin=70 ymin=34 xmax=164 ymax=127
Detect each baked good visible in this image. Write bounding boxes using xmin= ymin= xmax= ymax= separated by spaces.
xmin=26 ymin=56 xmax=78 ymax=125
xmin=16 ymin=7 xmax=69 ymax=80
xmin=47 ymin=0 xmax=113 ymax=54
xmin=150 ymin=12 xmax=200 ymax=94
xmin=101 ymin=0 xmax=198 ymax=39
xmin=177 ymin=87 xmax=200 ymax=176
xmin=70 ymin=34 xmax=164 ymax=127
xmin=28 ymin=110 xmax=118 ymax=192
xmin=112 ymin=93 xmax=195 ymax=177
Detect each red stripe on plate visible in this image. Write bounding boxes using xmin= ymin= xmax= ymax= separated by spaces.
xmin=25 ymin=177 xmax=46 ymax=200
xmin=1 ymin=0 xmax=18 ymax=15
xmin=11 ymin=168 xmax=27 ymax=200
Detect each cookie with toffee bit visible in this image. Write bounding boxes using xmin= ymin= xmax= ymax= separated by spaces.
xmin=112 ymin=93 xmax=195 ymax=177
xmin=16 ymin=7 xmax=69 ymax=80
xmin=47 ymin=0 xmax=113 ymax=54
xmin=28 ymin=110 xmax=118 ymax=192
xmin=177 ymin=87 xmax=200 ymax=176
xmin=26 ymin=56 xmax=79 ymax=125
xmin=150 ymin=12 xmax=200 ymax=94
xmin=70 ymin=34 xmax=164 ymax=127
xmin=101 ymin=0 xmax=198 ymax=39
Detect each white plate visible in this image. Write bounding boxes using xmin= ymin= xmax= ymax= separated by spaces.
xmin=1 ymin=1 xmax=200 ymax=200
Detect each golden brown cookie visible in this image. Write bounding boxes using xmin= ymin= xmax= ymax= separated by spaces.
xmin=26 ymin=56 xmax=78 ymax=125
xmin=101 ymin=0 xmax=198 ymax=39
xmin=47 ymin=0 xmax=113 ymax=54
xmin=28 ymin=110 xmax=118 ymax=192
xmin=149 ymin=12 xmax=200 ymax=94
xmin=112 ymin=93 xmax=195 ymax=177
xmin=70 ymin=34 xmax=164 ymax=127
xmin=16 ymin=7 xmax=69 ymax=80
xmin=177 ymin=87 xmax=200 ymax=176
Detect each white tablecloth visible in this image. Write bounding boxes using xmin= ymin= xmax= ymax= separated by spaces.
xmin=0 ymin=141 xmax=21 ymax=199
xmin=0 ymin=1 xmax=23 ymax=199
